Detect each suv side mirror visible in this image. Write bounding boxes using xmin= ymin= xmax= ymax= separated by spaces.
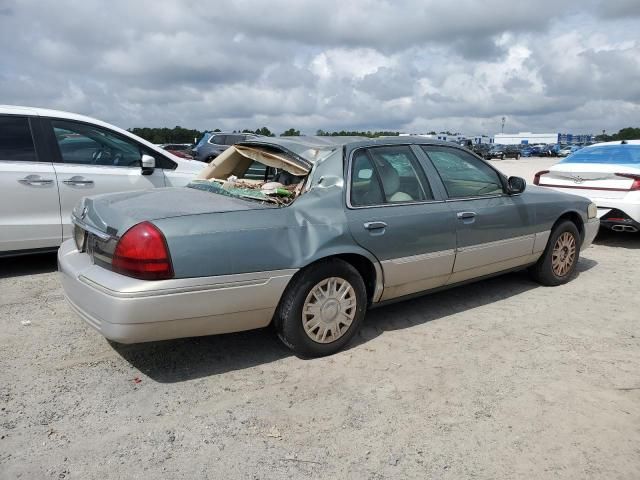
xmin=507 ymin=176 xmax=526 ymax=194
xmin=141 ymin=154 xmax=156 ymax=175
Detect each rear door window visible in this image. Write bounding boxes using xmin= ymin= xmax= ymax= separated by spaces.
xmin=350 ymin=146 xmax=432 ymax=206
xmin=0 ymin=116 xmax=38 ymax=162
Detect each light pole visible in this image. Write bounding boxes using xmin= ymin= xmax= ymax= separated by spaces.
xmin=501 ymin=116 xmax=506 ymax=134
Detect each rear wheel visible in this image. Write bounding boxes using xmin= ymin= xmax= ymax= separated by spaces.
xmin=274 ymin=259 xmax=367 ymax=357
xmin=515 ymin=153 xmax=521 ymax=159
xmin=529 ymin=220 xmax=580 ymax=286
xmin=501 ymin=154 xmax=505 ymax=160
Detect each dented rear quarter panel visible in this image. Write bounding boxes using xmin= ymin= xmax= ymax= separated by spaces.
xmin=155 ymin=150 xmax=379 ymax=278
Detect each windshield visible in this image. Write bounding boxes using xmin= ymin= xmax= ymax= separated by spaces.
xmin=559 ymin=145 xmax=640 ymax=164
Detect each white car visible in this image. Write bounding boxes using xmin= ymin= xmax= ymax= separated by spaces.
xmin=534 ymin=140 xmax=640 ymax=232
xmin=0 ymin=105 xmax=204 ymax=255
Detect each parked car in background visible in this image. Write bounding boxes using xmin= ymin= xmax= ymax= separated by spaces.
xmin=159 ymin=143 xmax=194 ymax=159
xmin=192 ymin=132 xmax=260 ymax=163
xmin=487 ymin=144 xmax=522 ymax=160
xmin=59 ymin=136 xmax=598 ymax=357
xmin=521 ymin=145 xmax=542 ymax=157
xmin=540 ymin=144 xmax=561 ymax=157
xmin=557 ymin=145 xmax=582 ymax=157
xmin=534 ymin=141 xmax=640 ymax=232
xmin=471 ymin=143 xmax=492 ymax=159
xmin=0 ymin=105 xmax=203 ymax=256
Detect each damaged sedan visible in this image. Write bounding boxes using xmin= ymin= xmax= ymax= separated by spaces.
xmin=59 ymin=136 xmax=599 ymax=357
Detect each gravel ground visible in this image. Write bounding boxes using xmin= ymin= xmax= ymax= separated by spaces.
xmin=1 ymin=157 xmax=639 ymax=479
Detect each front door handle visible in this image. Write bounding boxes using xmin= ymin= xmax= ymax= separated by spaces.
xmin=18 ymin=175 xmax=54 ymax=186
xmin=456 ymin=211 xmax=477 ymax=219
xmin=364 ymin=221 xmax=387 ymax=230
xmin=63 ymin=176 xmax=94 ymax=186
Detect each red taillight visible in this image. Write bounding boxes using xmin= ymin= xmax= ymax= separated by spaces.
xmin=112 ymin=222 xmax=174 ymax=280
xmin=615 ymin=173 xmax=640 ymax=191
xmin=533 ymin=170 xmax=549 ymax=185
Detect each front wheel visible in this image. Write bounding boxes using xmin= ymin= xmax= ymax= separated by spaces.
xmin=529 ymin=220 xmax=580 ymax=286
xmin=273 ymin=259 xmax=367 ymax=357
xmin=515 ymin=153 xmax=521 ymax=159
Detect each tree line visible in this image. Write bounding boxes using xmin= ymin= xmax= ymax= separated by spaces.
xmin=128 ymin=126 xmax=639 ymax=145
xmin=128 ymin=126 xmax=402 ymax=144
xmin=595 ymin=127 xmax=640 ymax=142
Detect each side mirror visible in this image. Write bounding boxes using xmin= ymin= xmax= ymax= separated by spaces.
xmin=507 ymin=176 xmax=526 ymax=194
xmin=141 ymin=154 xmax=156 ymax=175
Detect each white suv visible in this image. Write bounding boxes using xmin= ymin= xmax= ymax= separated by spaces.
xmin=0 ymin=105 xmax=204 ymax=255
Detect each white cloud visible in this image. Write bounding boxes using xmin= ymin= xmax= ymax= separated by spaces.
xmin=0 ymin=0 xmax=638 ymax=134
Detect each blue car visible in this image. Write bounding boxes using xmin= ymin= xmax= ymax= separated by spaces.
xmin=521 ymin=145 xmax=542 ymax=157
xmin=59 ymin=136 xmax=599 ymax=357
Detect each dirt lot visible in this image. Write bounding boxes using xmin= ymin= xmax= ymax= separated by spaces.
xmin=1 ymin=157 xmax=639 ymax=479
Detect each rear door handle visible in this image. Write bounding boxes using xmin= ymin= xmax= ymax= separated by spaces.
xmin=63 ymin=176 xmax=94 ymax=186
xmin=456 ymin=211 xmax=477 ymax=219
xmin=18 ymin=175 xmax=54 ymax=186
xmin=364 ymin=221 xmax=387 ymax=230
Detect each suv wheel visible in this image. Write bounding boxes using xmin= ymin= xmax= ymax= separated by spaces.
xmin=516 ymin=153 xmax=521 ymax=159
xmin=529 ymin=220 xmax=580 ymax=286
xmin=274 ymin=259 xmax=367 ymax=357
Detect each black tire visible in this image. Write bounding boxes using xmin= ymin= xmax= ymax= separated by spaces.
xmin=529 ymin=220 xmax=580 ymax=286
xmin=516 ymin=153 xmax=521 ymax=160
xmin=273 ymin=259 xmax=368 ymax=357
xmin=501 ymin=154 xmax=505 ymax=160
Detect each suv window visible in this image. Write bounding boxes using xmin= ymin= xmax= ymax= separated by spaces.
xmin=225 ymin=135 xmax=244 ymax=145
xmin=0 ymin=116 xmax=37 ymax=162
xmin=52 ymin=120 xmax=161 ymax=168
xmin=210 ymin=135 xmax=226 ymax=145
xmin=422 ymin=146 xmax=504 ymax=198
xmin=350 ymin=146 xmax=432 ymax=206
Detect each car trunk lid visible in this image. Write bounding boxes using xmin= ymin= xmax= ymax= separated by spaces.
xmin=540 ymin=163 xmax=640 ymax=199
xmin=73 ymin=186 xmax=274 ymax=239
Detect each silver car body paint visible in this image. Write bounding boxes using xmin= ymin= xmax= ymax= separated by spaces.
xmin=59 ymin=136 xmax=600 ymax=344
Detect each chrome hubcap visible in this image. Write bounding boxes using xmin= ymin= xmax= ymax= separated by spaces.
xmin=302 ymin=277 xmax=357 ymax=344
xmin=552 ymin=232 xmax=576 ymax=277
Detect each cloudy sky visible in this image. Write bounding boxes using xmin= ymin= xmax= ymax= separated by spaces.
xmin=1 ymin=0 xmax=639 ymax=135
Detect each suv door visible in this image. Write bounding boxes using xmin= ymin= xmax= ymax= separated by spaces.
xmin=421 ymin=145 xmax=536 ymax=284
xmin=345 ymin=145 xmax=457 ymax=300
xmin=45 ymin=118 xmax=166 ymax=242
xmin=0 ymin=115 xmax=61 ymax=252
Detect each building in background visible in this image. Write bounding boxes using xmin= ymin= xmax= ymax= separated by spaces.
xmin=494 ymin=132 xmax=557 ymax=145
xmin=494 ymin=132 xmax=595 ymax=145
xmin=399 ymin=133 xmax=494 ymax=144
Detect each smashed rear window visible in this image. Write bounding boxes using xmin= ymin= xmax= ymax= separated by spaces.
xmin=190 ymin=144 xmax=309 ymax=206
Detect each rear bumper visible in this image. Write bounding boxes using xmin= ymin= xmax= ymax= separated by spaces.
xmin=57 ymin=240 xmax=296 ymax=344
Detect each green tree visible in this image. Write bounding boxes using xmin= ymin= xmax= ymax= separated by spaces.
xmin=281 ymin=128 xmax=301 ymax=136
xmin=128 ymin=126 xmax=204 ymax=144
xmin=255 ymin=127 xmax=275 ymax=137
xmin=616 ymin=127 xmax=640 ymax=140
